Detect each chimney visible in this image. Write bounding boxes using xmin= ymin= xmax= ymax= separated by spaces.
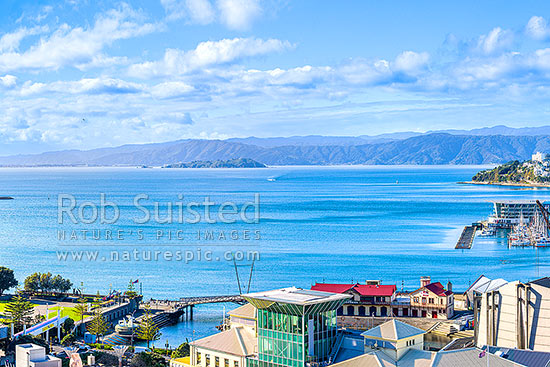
xmin=447 ymin=281 xmax=452 ymax=292
xmin=420 ymin=276 xmax=431 ymax=288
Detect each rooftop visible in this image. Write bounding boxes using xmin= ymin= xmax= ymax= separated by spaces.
xmin=192 ymin=326 xmax=256 ymax=357
xmin=228 ymin=303 xmax=256 ymax=319
xmin=361 ymin=319 xmax=426 ymax=341
xmin=311 ymin=283 xmax=396 ymax=297
xmin=243 ymin=287 xmax=351 ymax=306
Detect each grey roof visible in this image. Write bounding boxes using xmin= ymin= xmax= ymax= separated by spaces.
xmin=528 ymin=277 xmax=550 ymax=289
xmin=243 ymin=287 xmax=351 ymax=306
xmin=398 ymin=349 xmax=434 ymax=367
xmin=361 ymin=320 xmax=426 ymax=341
xmin=432 ymin=348 xmax=525 ymax=367
xmin=488 ymin=347 xmax=550 ymax=367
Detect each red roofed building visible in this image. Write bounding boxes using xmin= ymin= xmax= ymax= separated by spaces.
xmin=311 ymin=281 xmax=397 ymax=318
xmin=408 ymin=276 xmax=454 ymax=319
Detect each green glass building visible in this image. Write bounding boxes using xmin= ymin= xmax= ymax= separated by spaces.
xmin=243 ymin=287 xmax=351 ymax=367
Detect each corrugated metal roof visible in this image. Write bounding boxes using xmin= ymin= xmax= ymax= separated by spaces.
xmin=311 ymin=283 xmax=396 ymax=297
xmin=488 ymin=347 xmax=550 ymax=367
xmin=228 ymin=303 xmax=256 ymax=319
xmin=243 ymin=287 xmax=351 ymax=306
xmin=432 ymin=348 xmax=525 ymax=367
xmin=192 ymin=326 xmax=256 ymax=357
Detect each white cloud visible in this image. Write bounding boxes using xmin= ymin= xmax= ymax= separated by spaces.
xmin=151 ymin=81 xmax=195 ymax=99
xmin=160 ymin=0 xmax=260 ymax=29
xmin=129 ymin=37 xmax=292 ymax=77
xmin=160 ymin=0 xmax=215 ymax=23
xmin=476 ymin=27 xmax=514 ymax=54
xmin=0 ymin=4 xmax=157 ymax=73
xmin=393 ymin=51 xmax=429 ymax=73
xmin=526 ymin=16 xmax=550 ymax=41
xmin=216 ymin=0 xmax=261 ymax=30
xmin=19 ymin=78 xmax=144 ymax=96
xmin=0 ymin=75 xmax=17 ymax=88
xmin=0 ymin=26 xmax=48 ymax=52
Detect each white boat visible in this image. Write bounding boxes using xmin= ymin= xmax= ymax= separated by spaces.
xmin=267 ymin=178 xmax=276 ymax=182
xmin=479 ymin=228 xmax=496 ymax=237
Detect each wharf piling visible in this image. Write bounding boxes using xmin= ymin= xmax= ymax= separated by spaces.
xmin=455 ymin=226 xmax=477 ymax=249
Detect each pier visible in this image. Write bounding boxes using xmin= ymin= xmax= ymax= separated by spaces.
xmin=455 ymin=226 xmax=477 ymax=249
xmin=146 ymin=295 xmax=244 ymax=321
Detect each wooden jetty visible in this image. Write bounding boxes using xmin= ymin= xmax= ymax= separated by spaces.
xmin=455 ymin=225 xmax=477 ymax=249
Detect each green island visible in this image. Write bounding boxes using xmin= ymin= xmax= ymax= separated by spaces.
xmin=163 ymin=158 xmax=267 ymax=168
xmin=468 ymin=152 xmax=550 ymax=187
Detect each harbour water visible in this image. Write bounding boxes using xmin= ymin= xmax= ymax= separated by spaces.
xmin=0 ymin=165 xmax=548 ymax=346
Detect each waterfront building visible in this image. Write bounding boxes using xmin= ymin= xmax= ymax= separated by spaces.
xmin=243 ymin=287 xmax=351 ymax=367
xmin=15 ymin=344 xmax=61 ymax=367
xmin=488 ymin=201 xmax=550 ymax=228
xmin=311 ymin=281 xmax=397 ymax=317
xmin=361 ymin=319 xmax=426 ymax=361
xmin=408 ymin=277 xmax=454 ymax=319
xmin=188 ymin=326 xmax=256 ymax=367
xmin=311 ymin=277 xmax=454 ymax=320
xmin=465 ymin=275 xmax=508 ymax=309
xmin=185 ymin=287 xmax=350 ymax=367
xmin=228 ymin=303 xmax=256 ymax=331
xmin=475 ymin=277 xmax=550 ymax=352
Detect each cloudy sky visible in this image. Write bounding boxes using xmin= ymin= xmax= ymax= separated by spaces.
xmin=1 ymin=1 xmax=550 ymax=154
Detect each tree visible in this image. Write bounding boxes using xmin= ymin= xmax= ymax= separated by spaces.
xmin=62 ymin=318 xmax=75 ymax=335
xmin=24 ymin=272 xmax=72 ymax=294
xmin=4 ymin=292 xmax=34 ymax=331
xmin=74 ymin=297 xmax=88 ymax=324
xmin=136 ymin=306 xmax=160 ymax=348
xmin=171 ymin=340 xmax=190 ymax=359
xmin=87 ymin=307 xmax=109 ymax=342
xmin=0 ymin=266 xmax=18 ymax=296
xmin=24 ymin=273 xmax=41 ymax=293
xmin=126 ymin=280 xmax=138 ymax=299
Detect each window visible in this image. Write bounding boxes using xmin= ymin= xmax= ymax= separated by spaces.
xmin=234 ymin=362 xmax=239 ymax=367
xmin=215 ymin=357 xmax=219 ymax=367
xmin=429 ymin=298 xmax=434 ymax=304
xmin=197 ymin=352 xmax=201 ymax=364
xmin=206 ymin=355 xmax=210 ymax=367
xmin=224 ymin=359 xmax=229 ymax=367
xmin=422 ymin=297 xmax=427 ymax=304
xmin=413 ymin=297 xmax=419 ymax=303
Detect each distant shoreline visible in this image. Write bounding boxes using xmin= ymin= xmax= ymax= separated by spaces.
xmin=459 ymin=180 xmax=550 ymax=188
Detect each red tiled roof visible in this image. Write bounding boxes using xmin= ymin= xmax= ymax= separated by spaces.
xmin=354 ymin=284 xmax=396 ymax=296
xmin=424 ymin=282 xmax=452 ymax=296
xmin=311 ymin=283 xmax=355 ymax=293
xmin=311 ymin=283 xmax=396 ymax=297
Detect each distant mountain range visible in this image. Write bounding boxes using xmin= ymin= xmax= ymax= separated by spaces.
xmin=2 ymin=126 xmax=550 ymax=166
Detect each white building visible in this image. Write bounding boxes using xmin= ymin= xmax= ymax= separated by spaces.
xmin=532 ymin=152 xmax=545 ymax=163
xmin=15 ymin=344 xmax=61 ymax=367
xmin=361 ymin=319 xmax=426 ymax=361
xmin=475 ymin=277 xmax=550 ymax=352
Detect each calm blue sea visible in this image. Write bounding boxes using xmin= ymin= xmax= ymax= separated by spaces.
xmin=0 ymin=165 xmax=548 ymax=346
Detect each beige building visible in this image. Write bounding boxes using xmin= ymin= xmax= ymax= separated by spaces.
xmin=475 ymin=277 xmax=550 ymax=351
xmin=361 ymin=319 xmax=426 ymax=361
xmin=189 ymin=326 xmax=256 ymax=367
xmin=228 ymin=303 xmax=256 ymax=331
xmin=15 ymin=344 xmax=61 ymax=367
xmin=408 ymin=277 xmax=454 ymax=319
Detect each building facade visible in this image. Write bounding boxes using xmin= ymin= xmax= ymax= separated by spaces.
xmin=311 ymin=281 xmax=397 ymax=318
xmin=243 ymin=287 xmax=351 ymax=367
xmin=475 ymin=277 xmax=550 ymax=352
xmin=407 ymin=277 xmax=454 ymax=319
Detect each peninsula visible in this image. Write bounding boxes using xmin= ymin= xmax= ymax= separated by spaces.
xmin=466 ymin=152 xmax=550 ymax=187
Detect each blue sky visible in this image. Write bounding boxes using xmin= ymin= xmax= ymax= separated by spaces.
xmin=1 ymin=1 xmax=550 ymax=154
